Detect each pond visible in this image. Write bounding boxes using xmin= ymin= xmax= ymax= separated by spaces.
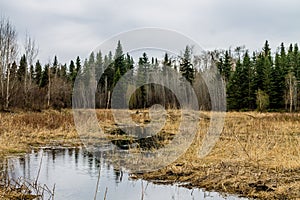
xmin=7 ymin=148 xmax=247 ymax=200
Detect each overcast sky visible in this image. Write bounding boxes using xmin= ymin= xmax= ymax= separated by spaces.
xmin=1 ymin=0 xmax=300 ymax=64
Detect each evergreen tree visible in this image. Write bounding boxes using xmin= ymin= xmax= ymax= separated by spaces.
xmin=217 ymin=50 xmax=231 ymax=82
xmin=125 ymin=53 xmax=134 ymax=70
xmin=95 ymin=51 xmax=103 ymax=81
xmin=40 ymin=64 xmax=49 ymax=87
xmin=76 ymin=56 xmax=81 ymax=75
xmin=253 ymin=53 xmax=264 ymax=91
xmin=279 ymin=43 xmax=288 ymax=75
xmin=60 ymin=64 xmax=67 ymax=79
xmin=243 ymin=51 xmax=256 ymax=109
xmin=34 ymin=60 xmax=42 ymax=85
xmin=137 ymin=52 xmax=150 ymax=108
xmin=114 ymin=41 xmax=126 ymax=74
xmin=17 ymin=55 xmax=27 ymax=81
xmin=180 ymin=46 xmax=195 ymax=85
xmin=287 ymin=44 xmax=294 ymax=72
xmin=103 ymin=53 xmax=115 ymax=91
xmin=162 ymin=53 xmax=171 ymax=76
xmin=69 ymin=60 xmax=76 ymax=83
xmin=293 ymin=43 xmax=300 ymax=80
xmin=262 ymin=41 xmax=273 ymax=96
xmin=227 ymin=59 xmax=244 ymax=110
xmin=52 ymin=55 xmax=58 ymax=75
xmin=269 ymin=53 xmax=285 ymax=108
xmin=113 ymin=41 xmax=125 ymax=85
xmin=10 ymin=61 xmax=18 ymax=79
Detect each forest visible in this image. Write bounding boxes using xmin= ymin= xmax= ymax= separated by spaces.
xmin=1 ymin=17 xmax=300 ymax=112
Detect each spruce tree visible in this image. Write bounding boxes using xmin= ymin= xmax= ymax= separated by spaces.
xmin=180 ymin=46 xmax=195 ymax=85
xmin=218 ymin=50 xmax=231 ymax=83
xmin=227 ymin=59 xmax=244 ymax=110
xmin=269 ymin=53 xmax=285 ymax=109
xmin=137 ymin=52 xmax=150 ymax=108
xmin=95 ymin=51 xmax=103 ymax=81
xmin=243 ymin=51 xmax=256 ymax=109
xmin=262 ymin=41 xmax=273 ymax=96
xmin=60 ymin=64 xmax=67 ymax=79
xmin=69 ymin=60 xmax=76 ymax=83
xmin=40 ymin=64 xmax=49 ymax=88
xmin=34 ymin=60 xmax=42 ymax=85
xmin=293 ymin=44 xmax=300 ymax=80
xmin=17 ymin=55 xmax=27 ymax=81
xmin=114 ymin=41 xmax=126 ymax=74
xmin=52 ymin=55 xmax=58 ymax=75
xmin=75 ymin=56 xmax=81 ymax=76
xmin=113 ymin=41 xmax=125 ymax=85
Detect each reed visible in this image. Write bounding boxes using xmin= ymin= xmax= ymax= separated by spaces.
xmin=0 ymin=109 xmax=299 ymax=199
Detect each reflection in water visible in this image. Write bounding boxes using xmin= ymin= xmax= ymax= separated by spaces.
xmin=6 ymin=148 xmax=246 ymax=200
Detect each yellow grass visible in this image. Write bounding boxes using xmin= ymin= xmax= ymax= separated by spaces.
xmin=141 ymin=111 xmax=300 ymax=199
xmin=0 ymin=109 xmax=80 ymax=158
xmin=0 ymin=109 xmax=299 ymax=199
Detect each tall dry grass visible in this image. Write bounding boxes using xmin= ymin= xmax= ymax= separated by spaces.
xmin=141 ymin=111 xmax=300 ymax=199
xmin=0 ymin=110 xmax=300 ymax=199
xmin=0 ymin=109 xmax=80 ymax=158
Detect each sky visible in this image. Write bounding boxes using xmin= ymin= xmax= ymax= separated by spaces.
xmin=1 ymin=0 xmax=300 ymax=64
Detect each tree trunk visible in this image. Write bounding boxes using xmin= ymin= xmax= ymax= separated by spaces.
xmin=47 ymin=67 xmax=51 ymax=107
xmin=107 ymin=90 xmax=110 ymax=109
xmin=5 ymin=64 xmax=10 ymax=108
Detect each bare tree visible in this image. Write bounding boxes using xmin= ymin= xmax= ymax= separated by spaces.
xmin=0 ymin=17 xmax=18 ymax=109
xmin=285 ymin=72 xmax=297 ymax=112
xmin=24 ymin=33 xmax=39 ymax=106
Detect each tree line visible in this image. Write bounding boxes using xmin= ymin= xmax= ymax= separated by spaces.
xmin=218 ymin=41 xmax=300 ymax=112
xmin=1 ymin=17 xmax=300 ymax=112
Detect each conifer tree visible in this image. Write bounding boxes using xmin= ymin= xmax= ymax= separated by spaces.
xmin=34 ymin=60 xmax=42 ymax=85
xmin=40 ymin=64 xmax=49 ymax=88
xmin=17 ymin=55 xmax=27 ymax=82
xmin=69 ymin=60 xmax=76 ymax=83
xmin=180 ymin=46 xmax=194 ymax=85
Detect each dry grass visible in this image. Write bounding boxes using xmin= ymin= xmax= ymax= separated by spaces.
xmin=0 ymin=109 xmax=82 ymax=199
xmin=140 ymin=111 xmax=300 ymax=199
xmin=0 ymin=109 xmax=81 ymax=159
xmin=0 ymin=110 xmax=300 ymax=199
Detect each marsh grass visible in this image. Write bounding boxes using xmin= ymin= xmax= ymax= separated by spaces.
xmin=0 ymin=154 xmax=55 ymax=200
xmin=141 ymin=111 xmax=300 ymax=199
xmin=0 ymin=109 xmax=80 ymax=158
xmin=0 ymin=109 xmax=300 ymax=199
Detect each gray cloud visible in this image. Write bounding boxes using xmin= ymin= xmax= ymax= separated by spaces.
xmin=0 ymin=0 xmax=299 ymax=64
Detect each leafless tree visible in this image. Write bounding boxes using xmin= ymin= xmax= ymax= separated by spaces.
xmin=285 ymin=72 xmax=297 ymax=112
xmin=24 ymin=33 xmax=39 ymax=106
xmin=0 ymin=17 xmax=18 ymax=109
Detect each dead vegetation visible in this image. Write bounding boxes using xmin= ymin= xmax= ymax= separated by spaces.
xmin=138 ymin=111 xmax=300 ymax=199
xmin=0 ymin=110 xmax=300 ymax=199
xmin=0 ymin=109 xmax=80 ymax=158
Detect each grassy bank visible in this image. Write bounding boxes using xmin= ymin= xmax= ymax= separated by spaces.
xmin=0 ymin=109 xmax=80 ymax=158
xmin=0 ymin=110 xmax=79 ymax=199
xmin=139 ymin=112 xmax=300 ymax=199
xmin=0 ymin=110 xmax=299 ymax=199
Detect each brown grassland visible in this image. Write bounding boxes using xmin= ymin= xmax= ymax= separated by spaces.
xmin=0 ymin=109 xmax=299 ymax=199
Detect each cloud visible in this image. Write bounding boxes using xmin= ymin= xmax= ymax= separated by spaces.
xmin=0 ymin=0 xmax=299 ymax=63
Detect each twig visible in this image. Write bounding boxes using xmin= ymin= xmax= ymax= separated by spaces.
xmin=103 ymin=187 xmax=108 ymax=200
xmin=141 ymin=180 xmax=144 ymax=200
xmin=94 ymin=164 xmax=101 ymax=200
xmin=52 ymin=183 xmax=55 ymax=200
xmin=234 ymin=133 xmax=251 ymax=160
xmin=35 ymin=152 xmax=43 ymax=186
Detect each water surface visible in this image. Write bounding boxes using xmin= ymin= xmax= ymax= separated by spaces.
xmin=7 ymin=148 xmax=246 ymax=200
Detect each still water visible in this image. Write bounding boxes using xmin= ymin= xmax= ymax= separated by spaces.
xmin=7 ymin=148 xmax=246 ymax=200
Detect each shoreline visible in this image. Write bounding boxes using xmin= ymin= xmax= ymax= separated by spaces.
xmin=0 ymin=109 xmax=299 ymax=199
